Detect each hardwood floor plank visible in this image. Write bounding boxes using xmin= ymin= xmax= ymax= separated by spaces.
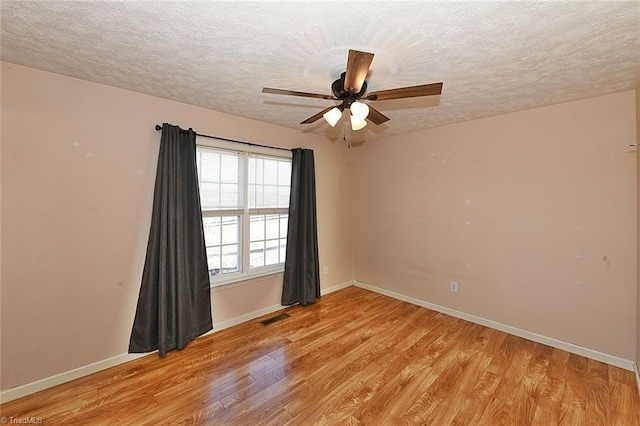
xmin=611 ymin=381 xmax=640 ymax=425
xmin=609 ymin=362 xmax=636 ymax=386
xmin=283 ymin=313 xmax=431 ymax=420
xmin=477 ymin=396 xmax=511 ymax=426
xmin=532 ymin=376 xmax=565 ymax=425
xmin=559 ymin=400 xmax=587 ymax=425
xmin=478 ymin=333 xmax=537 ymax=424
xmin=2 ymin=287 xmax=639 ymax=425
xmin=505 ymin=343 xmax=552 ymax=425
xmin=390 ymin=323 xmax=489 ymax=424
xmin=418 ymin=346 xmax=493 ymax=425
xmin=564 ymin=352 xmax=589 ymax=411
xmin=450 ymin=370 xmax=502 ymax=425
xmin=584 ymin=358 xmax=611 ymax=424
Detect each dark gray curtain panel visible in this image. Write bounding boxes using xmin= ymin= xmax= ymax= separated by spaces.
xmin=129 ymin=123 xmax=212 ymax=357
xmin=282 ymin=148 xmax=320 ymax=306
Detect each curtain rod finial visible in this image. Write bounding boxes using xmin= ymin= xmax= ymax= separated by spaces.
xmin=155 ymin=124 xmax=162 ymax=131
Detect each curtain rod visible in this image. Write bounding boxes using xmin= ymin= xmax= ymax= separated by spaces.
xmin=154 ymin=124 xmax=292 ymax=152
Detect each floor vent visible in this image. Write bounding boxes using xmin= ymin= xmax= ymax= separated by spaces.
xmin=261 ymin=313 xmax=290 ymax=325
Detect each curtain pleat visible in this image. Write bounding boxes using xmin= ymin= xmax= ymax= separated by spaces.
xmin=282 ymin=148 xmax=320 ymax=306
xmin=129 ymin=123 xmax=212 ymax=356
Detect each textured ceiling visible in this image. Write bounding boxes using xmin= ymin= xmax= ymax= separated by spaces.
xmin=1 ymin=1 xmax=639 ymax=142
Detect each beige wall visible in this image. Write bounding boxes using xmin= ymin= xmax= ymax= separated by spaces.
xmin=2 ymin=60 xmax=637 ymax=393
xmin=353 ymin=91 xmax=637 ymax=360
xmin=0 ymin=62 xmax=353 ymax=391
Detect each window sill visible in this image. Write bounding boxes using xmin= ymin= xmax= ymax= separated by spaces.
xmin=209 ymin=268 xmax=284 ymax=290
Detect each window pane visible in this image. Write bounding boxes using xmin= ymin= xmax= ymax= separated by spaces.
xmin=200 ymin=182 xmax=220 ymax=210
xmin=278 ymin=161 xmax=291 ymax=186
xmin=248 ymin=156 xmax=291 ymax=209
xmin=263 ymin=185 xmax=277 ymax=207
xmin=265 ymin=214 xmax=279 ymax=240
xmin=248 ymin=157 xmax=256 ymax=184
xmin=250 ymin=241 xmax=264 ymax=268
xmin=278 ymin=186 xmax=290 ymax=208
xmin=197 ymin=148 xmax=243 ymax=210
xmin=263 ymin=159 xmax=278 ymax=185
xmin=207 ymin=246 xmax=221 ymax=275
xmin=220 ymin=183 xmax=239 ymax=207
xmin=199 ymin=151 xmax=220 ymax=182
xmin=265 ymin=239 xmax=279 ymax=265
xmin=279 ymin=215 xmax=288 ymax=238
xmin=221 ymin=244 xmax=239 ymax=273
xmin=249 ymin=213 xmax=287 ymax=270
xmin=203 ymin=215 xmax=239 ymax=276
xmin=203 ymin=217 xmax=221 ymax=245
xmin=250 ymin=215 xmax=264 ymax=242
xmin=279 ymin=238 xmax=287 ymax=262
xmin=251 ymin=157 xmax=264 ymax=185
xmin=248 ymin=183 xmax=263 ymax=209
xmin=221 ymin=217 xmax=239 ymax=245
xmin=220 ymin=154 xmax=238 ymax=183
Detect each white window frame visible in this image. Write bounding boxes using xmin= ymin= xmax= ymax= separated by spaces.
xmin=196 ymin=136 xmax=292 ymax=288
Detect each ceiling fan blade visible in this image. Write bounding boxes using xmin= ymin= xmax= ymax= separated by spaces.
xmin=263 ymin=87 xmax=336 ymax=100
xmin=366 ymin=82 xmax=443 ymax=101
xmin=367 ymin=105 xmax=390 ymax=125
xmin=300 ymin=105 xmax=338 ymax=124
xmin=344 ymin=50 xmax=374 ymax=94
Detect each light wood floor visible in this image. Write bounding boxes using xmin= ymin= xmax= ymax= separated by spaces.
xmin=2 ymin=286 xmax=639 ymax=425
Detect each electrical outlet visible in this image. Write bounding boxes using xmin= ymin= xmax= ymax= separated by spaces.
xmin=450 ymin=281 xmax=458 ymax=293
xmin=323 ymin=266 xmax=329 ymax=275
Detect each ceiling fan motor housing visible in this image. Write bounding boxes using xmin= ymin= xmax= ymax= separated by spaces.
xmin=331 ymin=72 xmax=367 ymax=105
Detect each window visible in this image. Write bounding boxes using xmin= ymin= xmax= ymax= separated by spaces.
xmin=196 ymin=144 xmax=291 ymax=286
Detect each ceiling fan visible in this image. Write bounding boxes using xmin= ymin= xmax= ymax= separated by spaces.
xmin=262 ymin=49 xmax=443 ymax=131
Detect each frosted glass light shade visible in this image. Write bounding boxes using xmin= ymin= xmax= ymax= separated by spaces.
xmin=350 ymin=115 xmax=367 ymax=131
xmin=323 ymin=107 xmax=342 ymax=127
xmin=350 ymin=101 xmax=370 ymax=121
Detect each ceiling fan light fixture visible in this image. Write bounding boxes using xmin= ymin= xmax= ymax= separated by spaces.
xmin=350 ymin=115 xmax=367 ymax=131
xmin=350 ymin=101 xmax=370 ymax=121
xmin=323 ymin=107 xmax=343 ymax=127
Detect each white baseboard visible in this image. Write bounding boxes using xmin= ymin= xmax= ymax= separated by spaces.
xmin=8 ymin=279 xmax=630 ymax=404
xmin=353 ymin=280 xmax=636 ymax=372
xmin=321 ymin=280 xmax=354 ymax=295
xmin=211 ymin=304 xmax=284 ymax=332
xmin=0 ymin=352 xmax=149 ymax=404
xmin=211 ymin=280 xmax=353 ymax=331
xmin=1 ymin=280 xmax=354 ymax=404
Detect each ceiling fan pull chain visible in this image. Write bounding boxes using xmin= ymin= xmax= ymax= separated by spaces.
xmin=344 ymin=129 xmax=351 ymax=149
